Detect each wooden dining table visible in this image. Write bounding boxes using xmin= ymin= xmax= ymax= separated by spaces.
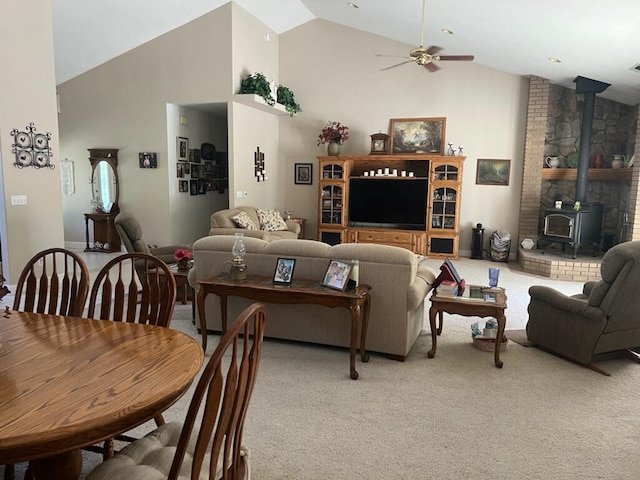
xmin=0 ymin=309 xmax=204 ymax=480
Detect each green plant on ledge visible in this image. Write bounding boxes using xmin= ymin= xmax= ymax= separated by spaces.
xmin=277 ymin=85 xmax=302 ymax=117
xmin=239 ymin=72 xmax=275 ymax=106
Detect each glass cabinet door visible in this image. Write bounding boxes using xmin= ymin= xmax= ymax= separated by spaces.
xmin=320 ymin=184 xmax=343 ymax=225
xmin=431 ymin=187 xmax=458 ymax=230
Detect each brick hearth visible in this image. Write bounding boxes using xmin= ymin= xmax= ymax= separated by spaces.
xmin=518 ymin=247 xmax=602 ymax=282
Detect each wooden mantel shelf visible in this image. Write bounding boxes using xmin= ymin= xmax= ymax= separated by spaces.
xmin=542 ymin=168 xmax=633 ymax=181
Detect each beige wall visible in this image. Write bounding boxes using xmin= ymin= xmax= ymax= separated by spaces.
xmin=0 ymin=0 xmax=64 ymax=282
xmin=279 ymin=20 xmax=529 ymax=254
xmin=56 ymin=5 xmax=530 ymax=259
xmin=58 ymin=4 xmax=235 ymax=247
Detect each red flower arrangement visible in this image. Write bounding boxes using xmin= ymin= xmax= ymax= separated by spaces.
xmin=175 ymin=248 xmax=191 ymax=262
xmin=317 ymin=121 xmax=349 ymax=146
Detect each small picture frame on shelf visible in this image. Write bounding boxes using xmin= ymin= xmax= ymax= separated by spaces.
xmin=273 ymin=258 xmax=296 ymax=285
xmin=321 ymin=260 xmax=353 ymax=291
xmin=294 ymin=163 xmax=313 ymax=185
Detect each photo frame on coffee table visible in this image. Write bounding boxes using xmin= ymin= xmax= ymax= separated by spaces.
xmin=273 ymin=258 xmax=296 ymax=285
xmin=321 ymin=259 xmax=353 ymax=291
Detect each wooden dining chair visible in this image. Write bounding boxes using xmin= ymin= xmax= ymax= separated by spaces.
xmin=12 ymin=247 xmax=90 ymax=317
xmin=85 ymin=252 xmax=177 ymax=460
xmin=5 ymin=248 xmax=90 ymax=480
xmin=87 ymin=252 xmax=176 ymax=327
xmin=86 ymin=302 xmax=267 ymax=480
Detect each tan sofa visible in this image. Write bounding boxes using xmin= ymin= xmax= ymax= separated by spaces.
xmin=188 ymin=236 xmax=437 ymax=360
xmin=209 ymin=206 xmax=300 ymax=240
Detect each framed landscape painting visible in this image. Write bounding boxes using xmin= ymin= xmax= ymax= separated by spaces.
xmin=390 ymin=117 xmax=446 ymax=155
xmin=476 ymin=159 xmax=511 ymax=186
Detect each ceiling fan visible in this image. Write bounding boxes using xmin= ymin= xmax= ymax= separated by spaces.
xmin=376 ymin=0 xmax=474 ymax=72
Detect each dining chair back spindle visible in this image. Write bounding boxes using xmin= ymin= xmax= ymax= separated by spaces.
xmin=86 ymin=302 xmax=267 ymax=480
xmin=12 ymin=248 xmax=90 ymax=317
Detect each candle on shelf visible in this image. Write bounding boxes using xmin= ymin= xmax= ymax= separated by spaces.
xmin=392 ymin=169 xmax=398 ymax=176
xmin=370 ymin=170 xmax=375 ymax=176
xmin=377 ymin=169 xmax=383 ymax=176
xmin=409 ymin=172 xmax=414 ymax=177
xmin=384 ymin=167 xmax=390 ymax=175
xmin=363 ymin=171 xmax=369 ymax=176
xmin=401 ymin=171 xmax=407 ymax=177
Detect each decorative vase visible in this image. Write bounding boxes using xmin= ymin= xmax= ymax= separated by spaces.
xmin=177 ymin=258 xmax=189 ymax=271
xmin=327 ymin=141 xmax=341 ymax=156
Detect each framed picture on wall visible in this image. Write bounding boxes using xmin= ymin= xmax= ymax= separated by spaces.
xmin=139 ymin=152 xmax=157 ymax=168
xmin=294 ymin=163 xmax=313 ymax=185
xmin=177 ymin=137 xmax=189 ymax=161
xmin=190 ymin=179 xmax=198 ymax=195
xmin=178 ymin=180 xmax=188 ymax=192
xmin=476 ymin=159 xmax=511 ymax=186
xmin=389 ymin=117 xmax=446 ymax=155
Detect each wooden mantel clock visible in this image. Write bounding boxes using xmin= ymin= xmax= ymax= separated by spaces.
xmin=369 ymin=133 xmax=389 ymax=155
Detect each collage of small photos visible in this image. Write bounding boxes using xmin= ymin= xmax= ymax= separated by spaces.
xmin=176 ymin=137 xmax=228 ymax=196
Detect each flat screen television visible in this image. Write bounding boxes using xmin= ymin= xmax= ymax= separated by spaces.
xmin=348 ymin=177 xmax=428 ymax=231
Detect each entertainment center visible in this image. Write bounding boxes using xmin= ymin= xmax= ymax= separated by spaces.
xmin=317 ymin=155 xmax=464 ymax=258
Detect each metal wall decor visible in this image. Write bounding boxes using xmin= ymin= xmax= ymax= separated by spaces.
xmin=11 ymin=122 xmax=55 ymax=169
xmin=254 ymin=147 xmax=267 ymax=182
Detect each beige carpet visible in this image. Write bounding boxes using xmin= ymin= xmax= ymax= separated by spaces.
xmin=506 ymin=329 xmax=535 ymax=347
xmin=12 ymin=258 xmax=640 ymax=479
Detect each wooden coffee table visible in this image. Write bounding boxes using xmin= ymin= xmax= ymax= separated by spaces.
xmin=198 ymin=274 xmax=371 ymax=379
xmin=428 ymin=286 xmax=508 ymax=368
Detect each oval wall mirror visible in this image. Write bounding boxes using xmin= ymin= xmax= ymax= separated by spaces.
xmin=88 ymin=148 xmax=119 ymax=214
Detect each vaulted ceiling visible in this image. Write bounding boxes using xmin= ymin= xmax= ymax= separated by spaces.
xmin=52 ymin=0 xmax=640 ymax=105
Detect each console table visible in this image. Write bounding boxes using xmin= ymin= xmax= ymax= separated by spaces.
xmin=197 ymin=274 xmax=371 ymax=379
xmin=83 ymin=212 xmax=121 ymax=253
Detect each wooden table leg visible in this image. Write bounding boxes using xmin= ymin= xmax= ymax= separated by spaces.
xmin=349 ymin=303 xmax=361 ymax=380
xmin=196 ymin=286 xmax=208 ymax=352
xmin=33 ymin=449 xmax=82 ymax=480
xmin=437 ymin=310 xmax=444 ymax=335
xmin=428 ymin=305 xmax=438 ymax=358
xmin=359 ymin=294 xmax=371 ymax=363
xmin=494 ymin=310 xmax=506 ymax=368
xmin=220 ymin=295 xmax=228 ymax=332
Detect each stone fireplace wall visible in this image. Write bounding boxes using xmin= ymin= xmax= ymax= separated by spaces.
xmin=518 ymin=76 xmax=640 ymax=253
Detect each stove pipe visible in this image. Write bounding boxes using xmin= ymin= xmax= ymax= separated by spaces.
xmin=573 ymin=76 xmax=610 ymax=203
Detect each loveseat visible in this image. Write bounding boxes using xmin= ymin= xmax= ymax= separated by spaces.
xmin=188 ymin=236 xmax=437 ymax=359
xmin=209 ymin=206 xmax=300 ymax=240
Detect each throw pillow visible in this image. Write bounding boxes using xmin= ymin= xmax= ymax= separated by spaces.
xmin=256 ymin=209 xmax=288 ymax=232
xmin=231 ymin=211 xmax=257 ymax=230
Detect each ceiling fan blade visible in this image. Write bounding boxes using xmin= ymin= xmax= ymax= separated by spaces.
xmin=438 ymin=55 xmax=475 ymax=61
xmin=426 ymin=45 xmax=443 ymax=55
xmin=380 ymin=60 xmax=414 ymax=71
xmin=424 ymin=62 xmax=440 ymax=72
xmin=375 ymin=54 xmax=411 ymax=60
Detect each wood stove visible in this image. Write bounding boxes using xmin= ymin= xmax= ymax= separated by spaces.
xmin=540 ymin=203 xmax=603 ymax=258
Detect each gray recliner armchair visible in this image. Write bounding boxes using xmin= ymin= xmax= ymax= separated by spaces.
xmin=114 ymin=212 xmax=191 ymax=267
xmin=526 ymin=240 xmax=640 ymax=373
